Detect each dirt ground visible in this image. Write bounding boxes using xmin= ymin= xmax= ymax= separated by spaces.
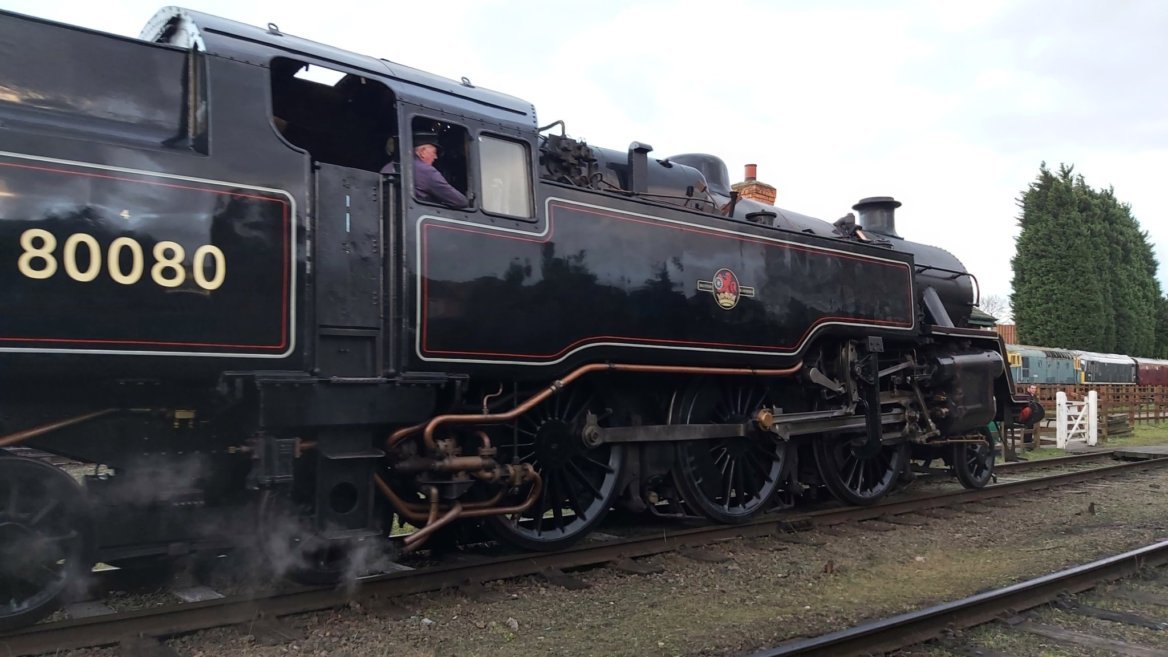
xmin=52 ymin=462 xmax=1160 ymax=657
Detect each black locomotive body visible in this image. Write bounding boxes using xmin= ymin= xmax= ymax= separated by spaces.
xmin=0 ymin=7 xmax=1022 ymax=628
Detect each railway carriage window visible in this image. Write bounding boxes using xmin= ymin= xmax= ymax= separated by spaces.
xmin=478 ymin=135 xmax=534 ymax=218
xmin=269 ymin=57 xmax=397 ymax=171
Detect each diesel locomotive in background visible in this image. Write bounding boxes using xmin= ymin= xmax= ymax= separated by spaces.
xmin=0 ymin=7 xmax=1024 ymax=628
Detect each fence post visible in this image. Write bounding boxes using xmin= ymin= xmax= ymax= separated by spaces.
xmin=1087 ymin=390 xmax=1098 ymax=446
xmin=1100 ymin=387 xmax=1110 ymax=440
xmin=1056 ymin=391 xmax=1068 ymax=449
xmin=1128 ymin=387 xmax=1136 ymax=428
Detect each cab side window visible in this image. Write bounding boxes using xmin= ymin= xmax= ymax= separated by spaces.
xmin=270 ymin=57 xmax=396 ymax=172
xmin=478 ymin=135 xmax=533 ymax=219
xmin=410 ymin=117 xmax=471 ymax=209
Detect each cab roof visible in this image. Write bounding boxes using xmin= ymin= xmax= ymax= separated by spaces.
xmin=140 ymin=6 xmax=538 ymax=131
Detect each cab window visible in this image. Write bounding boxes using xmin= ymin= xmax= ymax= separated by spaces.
xmin=270 ymin=57 xmax=396 ymax=172
xmin=478 ymin=135 xmax=533 ymax=218
xmin=410 ymin=117 xmax=471 ymax=208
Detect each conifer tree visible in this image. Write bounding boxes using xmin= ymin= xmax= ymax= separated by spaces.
xmin=1156 ymin=296 xmax=1168 ymax=358
xmin=1012 ymin=164 xmax=1162 ymax=355
xmin=1011 ymin=164 xmax=1109 ymax=349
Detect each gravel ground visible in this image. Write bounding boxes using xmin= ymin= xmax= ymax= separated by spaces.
xmin=54 ymin=466 xmax=1168 ymax=657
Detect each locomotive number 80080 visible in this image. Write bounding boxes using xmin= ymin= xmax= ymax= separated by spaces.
xmin=17 ymin=228 xmax=227 ymax=290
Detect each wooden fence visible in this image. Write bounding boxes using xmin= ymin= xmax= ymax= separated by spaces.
xmin=1020 ymin=385 xmax=1168 ymax=440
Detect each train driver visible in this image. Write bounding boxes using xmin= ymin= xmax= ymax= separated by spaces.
xmin=410 ymin=132 xmax=469 ymax=208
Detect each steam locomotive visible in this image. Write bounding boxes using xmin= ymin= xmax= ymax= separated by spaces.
xmin=0 ymin=7 xmax=1023 ymax=629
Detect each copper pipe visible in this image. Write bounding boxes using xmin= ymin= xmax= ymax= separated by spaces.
xmin=420 ymin=361 xmax=803 ymax=452
xmin=0 ymin=408 xmax=118 ymax=448
xmin=377 ymin=473 xmax=542 ymax=553
xmin=458 ymin=470 xmax=542 ymax=519
xmin=474 ymin=430 xmax=492 ymax=450
xmin=374 ymin=476 xmax=436 ymax=523
xmin=375 ymin=470 xmax=542 ymax=523
xmin=392 ymin=455 xmax=499 ymax=475
xmin=425 ymin=486 xmax=440 ymax=527
xmin=385 ymin=421 xmax=427 ymax=451
xmin=463 ymin=489 xmax=506 ymax=510
xmin=403 ymin=503 xmax=462 ymax=551
xmin=374 ymin=476 xmax=515 ymax=520
xmin=481 ymin=383 xmax=504 ymax=414
xmin=431 ymin=456 xmax=491 ymax=472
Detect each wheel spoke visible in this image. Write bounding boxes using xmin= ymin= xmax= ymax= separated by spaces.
xmin=28 ymin=500 xmax=60 ymax=527
xmin=533 ymin=478 xmax=551 ymax=534
xmin=739 ymin=453 xmax=761 ymax=495
xmin=717 ymin=451 xmax=731 ymax=478
xmin=743 ymin=387 xmax=760 ymax=416
xmin=566 ymin=461 xmax=603 ymax=500
xmin=566 ymin=394 xmax=595 ymax=424
xmin=721 ymin=460 xmax=735 ymax=508
xmin=549 ymin=477 xmax=566 ymax=528
xmin=844 ymin=456 xmax=862 ymax=492
xmin=559 ymin=469 xmax=590 ymax=521
xmin=580 ymin=455 xmax=615 ymax=474
xmin=746 ymin=454 xmax=773 ymax=483
xmin=711 ymin=446 xmax=729 ymax=468
xmin=563 ymin=485 xmax=587 ymax=521
xmin=734 ymin=459 xmax=748 ymax=506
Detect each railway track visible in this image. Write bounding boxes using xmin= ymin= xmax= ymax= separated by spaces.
xmin=747 ymin=538 xmax=1168 ymax=657
xmin=2 ymin=454 xmax=1164 ymax=657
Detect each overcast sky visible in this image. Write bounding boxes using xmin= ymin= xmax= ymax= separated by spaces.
xmin=6 ymin=1 xmax=1167 ymax=316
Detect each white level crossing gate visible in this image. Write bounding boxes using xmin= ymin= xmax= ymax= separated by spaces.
xmin=1055 ymin=390 xmax=1098 ymax=448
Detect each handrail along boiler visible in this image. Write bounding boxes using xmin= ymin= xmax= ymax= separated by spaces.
xmin=0 ymin=7 xmax=1024 ymax=629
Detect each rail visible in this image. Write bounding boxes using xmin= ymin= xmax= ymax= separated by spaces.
xmin=2 ymin=456 xmax=1164 ymax=657
xmin=747 ymin=539 xmax=1168 ymax=657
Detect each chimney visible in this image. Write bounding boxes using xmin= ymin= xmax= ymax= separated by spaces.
xmin=852 ymin=196 xmax=902 ymax=239
xmin=731 ymin=164 xmax=776 ymax=205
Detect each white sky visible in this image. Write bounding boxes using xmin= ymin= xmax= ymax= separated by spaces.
xmin=6 ymin=0 xmax=1167 ymax=314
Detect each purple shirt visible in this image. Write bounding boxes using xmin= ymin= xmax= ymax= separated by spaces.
xmin=413 ymin=156 xmax=469 ymax=208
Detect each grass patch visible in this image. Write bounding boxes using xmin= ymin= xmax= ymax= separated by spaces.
xmin=994 ymin=421 xmax=1168 ymax=462
xmin=998 ymin=446 xmax=1069 ymax=462
xmin=1125 ymin=421 xmax=1168 ymax=442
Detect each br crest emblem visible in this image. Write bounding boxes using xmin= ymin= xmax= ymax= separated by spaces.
xmin=696 ymin=268 xmax=756 ymax=310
